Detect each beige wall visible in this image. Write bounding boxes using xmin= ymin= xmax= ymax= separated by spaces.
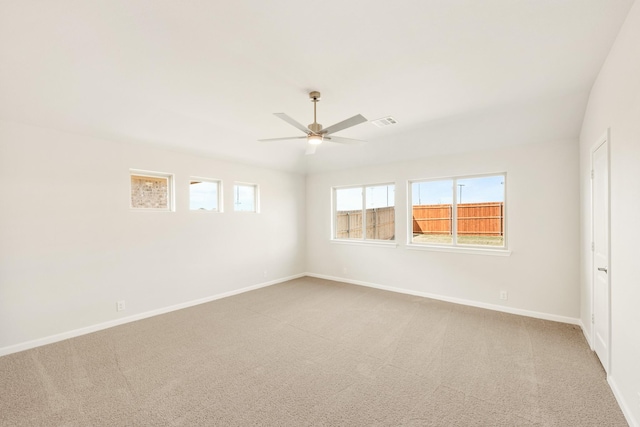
xmin=306 ymin=139 xmax=580 ymax=321
xmin=579 ymin=1 xmax=640 ymax=425
xmin=0 ymin=120 xmax=306 ymax=352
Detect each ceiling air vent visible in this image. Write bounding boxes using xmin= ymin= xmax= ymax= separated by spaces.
xmin=370 ymin=116 xmax=398 ymax=128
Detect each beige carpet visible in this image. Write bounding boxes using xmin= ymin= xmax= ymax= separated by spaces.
xmin=0 ymin=277 xmax=628 ymax=426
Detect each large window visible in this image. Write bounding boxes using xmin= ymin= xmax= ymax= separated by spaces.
xmin=234 ymin=183 xmax=258 ymax=212
xmin=334 ymin=184 xmax=395 ymax=241
xmin=130 ymin=170 xmax=174 ymax=211
xmin=410 ymin=174 xmax=505 ymax=247
xmin=190 ymin=178 xmax=221 ymax=212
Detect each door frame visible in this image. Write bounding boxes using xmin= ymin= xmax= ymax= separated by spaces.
xmin=590 ymin=128 xmax=611 ymax=374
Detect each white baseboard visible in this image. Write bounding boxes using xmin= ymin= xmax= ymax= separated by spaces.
xmin=306 ymin=272 xmax=581 ymax=325
xmin=0 ymin=272 xmax=583 ymax=356
xmin=578 ymin=319 xmax=594 ymax=349
xmin=578 ymin=323 xmax=637 ymax=426
xmin=608 ymin=375 xmax=639 ymax=427
xmin=304 ymin=274 xmax=634 ymax=427
xmin=0 ymin=273 xmax=305 ymax=357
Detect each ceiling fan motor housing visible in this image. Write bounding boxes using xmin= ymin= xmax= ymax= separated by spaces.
xmin=308 ymin=122 xmax=323 ymax=133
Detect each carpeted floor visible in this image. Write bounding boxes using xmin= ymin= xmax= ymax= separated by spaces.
xmin=0 ymin=277 xmax=628 ymax=426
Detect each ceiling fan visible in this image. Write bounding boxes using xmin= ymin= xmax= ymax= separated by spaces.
xmin=259 ymin=91 xmax=368 ymax=155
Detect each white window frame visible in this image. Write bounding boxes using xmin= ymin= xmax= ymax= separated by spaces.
xmin=407 ymin=173 xmax=510 ymax=255
xmin=189 ymin=177 xmax=223 ymax=212
xmin=129 ymin=169 xmax=174 ymax=212
xmin=233 ymin=182 xmax=259 ymax=213
xmin=331 ymin=183 xmax=397 ymax=246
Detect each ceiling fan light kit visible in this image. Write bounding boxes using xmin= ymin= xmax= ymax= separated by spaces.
xmin=259 ymin=91 xmax=368 ymax=154
xmin=308 ymin=134 xmax=323 ymax=145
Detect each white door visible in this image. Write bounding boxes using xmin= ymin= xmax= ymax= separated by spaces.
xmin=592 ymin=135 xmax=610 ymax=373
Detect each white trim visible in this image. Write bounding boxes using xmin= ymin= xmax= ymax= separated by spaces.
xmin=406 ymin=243 xmax=511 ymax=256
xmin=332 ymin=182 xmax=396 ymax=241
xmin=306 ymin=273 xmax=580 ymax=325
xmin=582 ymin=319 xmax=638 ymax=427
xmin=578 ymin=319 xmax=593 ymax=349
xmin=189 ymin=176 xmax=223 ymax=213
xmin=0 ymin=273 xmax=305 ymax=357
xmin=608 ymin=375 xmax=640 ymax=427
xmin=589 ymin=128 xmax=611 ymax=373
xmin=331 ymin=239 xmax=398 ymax=248
xmin=233 ymin=182 xmax=259 ymax=213
xmin=129 ymin=169 xmax=175 ymax=212
xmin=408 ymin=172 xmax=508 ymax=251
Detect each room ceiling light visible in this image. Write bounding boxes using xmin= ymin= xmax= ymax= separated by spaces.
xmin=307 ymin=134 xmax=323 ymax=145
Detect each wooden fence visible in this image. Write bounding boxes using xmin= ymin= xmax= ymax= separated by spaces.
xmin=412 ymin=202 xmax=504 ymax=236
xmin=336 ymin=202 xmax=503 ymax=240
xmin=336 ymin=207 xmax=395 ymax=240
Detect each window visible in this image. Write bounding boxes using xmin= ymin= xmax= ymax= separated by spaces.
xmin=410 ymin=174 xmax=505 ymax=247
xmin=333 ymin=184 xmax=395 ymax=241
xmin=130 ymin=170 xmax=173 ymax=211
xmin=234 ymin=183 xmax=258 ymax=212
xmin=190 ymin=178 xmax=221 ymax=212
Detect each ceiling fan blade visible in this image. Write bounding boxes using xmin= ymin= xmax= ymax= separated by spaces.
xmin=305 ymin=144 xmax=317 ymax=155
xmin=325 ymin=136 xmax=366 ymax=145
xmin=274 ymin=113 xmax=311 ymax=134
xmin=258 ymin=136 xmax=306 ymax=142
xmin=321 ymin=114 xmax=368 ymax=135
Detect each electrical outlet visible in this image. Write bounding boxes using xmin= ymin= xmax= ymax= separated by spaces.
xmin=637 ymin=391 xmax=640 ymax=408
xmin=116 ymin=300 xmax=126 ymax=312
xmin=499 ymin=291 xmax=508 ymax=301
xmin=263 ymin=270 xmax=267 ymax=278
xmin=342 ymin=267 xmax=348 ymax=274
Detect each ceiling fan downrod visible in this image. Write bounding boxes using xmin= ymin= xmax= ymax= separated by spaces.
xmin=308 ymin=91 xmax=322 ymax=134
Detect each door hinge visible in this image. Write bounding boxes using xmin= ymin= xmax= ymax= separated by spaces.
xmin=591 ymin=241 xmax=594 ymax=251
xmin=592 ymin=314 xmax=595 ymax=324
xmin=591 ymin=169 xmax=594 ymax=179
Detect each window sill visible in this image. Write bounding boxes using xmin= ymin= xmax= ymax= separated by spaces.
xmin=406 ymin=243 xmax=512 ymax=256
xmin=189 ymin=210 xmax=222 ymax=213
xmin=331 ymin=239 xmax=399 ymax=248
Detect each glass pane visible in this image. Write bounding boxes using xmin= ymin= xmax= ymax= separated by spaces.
xmin=456 ymin=175 xmax=505 ymax=246
xmin=366 ymin=185 xmax=395 ymax=240
xmin=131 ymin=174 xmax=170 ymax=210
xmin=336 ymin=187 xmax=362 ymax=211
xmin=411 ymin=180 xmax=453 ymax=244
xmin=234 ymin=184 xmax=256 ymax=212
xmin=366 ymin=185 xmax=394 ymax=208
xmin=335 ymin=187 xmax=363 ymax=239
xmin=190 ymin=180 xmax=218 ymax=211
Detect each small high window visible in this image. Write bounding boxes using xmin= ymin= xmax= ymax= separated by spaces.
xmin=130 ymin=170 xmax=173 ymax=211
xmin=190 ymin=178 xmax=221 ymax=212
xmin=234 ymin=183 xmax=258 ymax=212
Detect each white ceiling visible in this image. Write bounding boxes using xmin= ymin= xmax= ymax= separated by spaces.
xmin=0 ymin=1 xmax=634 ymax=174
